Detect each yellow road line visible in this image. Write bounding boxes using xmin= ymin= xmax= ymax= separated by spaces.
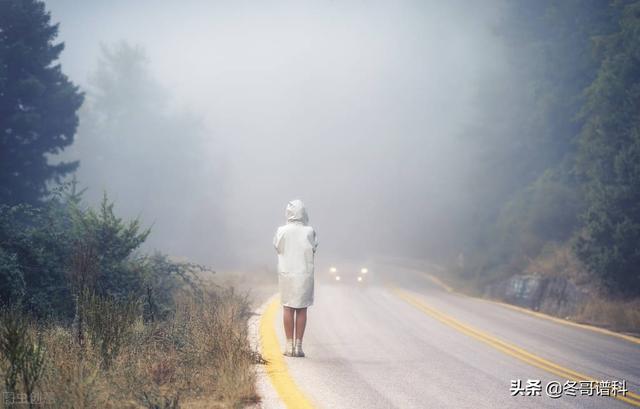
xmin=482 ymin=297 xmax=640 ymax=346
xmin=424 ymin=273 xmax=454 ymax=293
xmin=422 ymin=272 xmax=640 ymax=346
xmin=259 ymin=297 xmax=316 ymax=409
xmin=392 ymin=287 xmax=640 ymax=407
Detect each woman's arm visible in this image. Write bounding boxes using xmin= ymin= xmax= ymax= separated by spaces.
xmin=311 ymin=228 xmax=318 ymax=254
xmin=273 ymin=227 xmax=285 ymax=254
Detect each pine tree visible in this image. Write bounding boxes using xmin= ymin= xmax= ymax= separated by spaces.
xmin=576 ymin=1 xmax=640 ymax=295
xmin=0 ymin=0 xmax=84 ymax=205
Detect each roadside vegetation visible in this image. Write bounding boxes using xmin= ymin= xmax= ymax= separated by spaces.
xmin=443 ymin=1 xmax=640 ymax=331
xmin=1 ymin=2 xmax=260 ymax=407
xmin=0 ymin=187 xmax=259 ymax=408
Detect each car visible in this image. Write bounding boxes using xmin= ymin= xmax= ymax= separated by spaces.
xmin=327 ymin=266 xmax=370 ymax=285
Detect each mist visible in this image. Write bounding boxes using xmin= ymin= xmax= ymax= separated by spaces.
xmin=47 ymin=0 xmax=506 ymax=271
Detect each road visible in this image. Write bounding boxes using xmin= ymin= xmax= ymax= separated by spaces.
xmin=256 ymin=265 xmax=640 ymax=409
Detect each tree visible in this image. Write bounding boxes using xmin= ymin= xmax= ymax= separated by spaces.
xmin=576 ymin=1 xmax=640 ymax=295
xmin=455 ymin=1 xmax=614 ymax=282
xmin=57 ymin=42 xmax=227 ymax=264
xmin=0 ymin=0 xmax=84 ymax=205
xmin=0 ymin=183 xmax=151 ymax=318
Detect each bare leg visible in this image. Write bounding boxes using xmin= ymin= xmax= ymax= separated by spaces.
xmin=294 ymin=308 xmax=307 ymax=340
xmin=283 ymin=306 xmax=294 ymax=340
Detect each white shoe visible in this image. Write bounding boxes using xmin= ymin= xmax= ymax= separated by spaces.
xmin=294 ymin=339 xmax=305 ymax=357
xmin=283 ymin=339 xmax=294 ymax=356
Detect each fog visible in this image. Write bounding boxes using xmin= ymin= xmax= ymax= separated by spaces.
xmin=47 ymin=0 xmax=506 ymax=271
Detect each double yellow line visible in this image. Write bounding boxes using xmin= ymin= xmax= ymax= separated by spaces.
xmin=392 ymin=287 xmax=640 ymax=407
xmin=421 ymin=271 xmax=640 ymax=346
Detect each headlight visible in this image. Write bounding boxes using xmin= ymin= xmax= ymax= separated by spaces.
xmin=330 ymin=267 xmax=337 ymax=273
xmin=360 ymin=268 xmax=368 ymax=274
xmin=357 ymin=276 xmax=363 ymax=282
xmin=335 ymin=275 xmax=341 ymax=281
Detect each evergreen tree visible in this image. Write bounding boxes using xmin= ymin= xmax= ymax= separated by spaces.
xmin=59 ymin=42 xmax=226 ymax=263
xmin=576 ymin=1 xmax=640 ymax=295
xmin=457 ymin=1 xmax=613 ymax=281
xmin=0 ymin=0 xmax=84 ymax=205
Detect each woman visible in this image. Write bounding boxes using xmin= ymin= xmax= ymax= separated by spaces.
xmin=273 ymin=199 xmax=318 ymax=357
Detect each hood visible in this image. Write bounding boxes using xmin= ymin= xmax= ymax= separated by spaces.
xmin=286 ymin=199 xmax=308 ymax=224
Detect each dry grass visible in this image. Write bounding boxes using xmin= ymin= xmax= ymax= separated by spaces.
xmin=575 ymin=297 xmax=640 ymax=334
xmin=525 ymin=243 xmax=640 ymax=334
xmin=439 ymin=244 xmax=640 ymax=335
xmin=0 ymin=288 xmax=260 ymax=409
xmin=524 ymin=242 xmax=592 ymax=285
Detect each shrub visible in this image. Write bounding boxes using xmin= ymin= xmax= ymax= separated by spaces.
xmin=80 ymin=290 xmax=140 ymax=370
xmin=0 ymin=183 xmax=150 ymax=320
xmin=0 ymin=306 xmax=47 ymax=408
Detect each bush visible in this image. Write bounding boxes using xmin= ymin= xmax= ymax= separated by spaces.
xmin=0 ymin=306 xmax=46 ymax=408
xmin=0 ymin=182 xmax=260 ymax=407
xmin=138 ymin=253 xmax=211 ymax=324
xmin=79 ymin=290 xmax=140 ymax=370
xmin=0 ymin=183 xmax=150 ymax=320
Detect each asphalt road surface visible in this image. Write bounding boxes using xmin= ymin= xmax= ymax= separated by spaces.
xmin=259 ymin=265 xmax=640 ymax=409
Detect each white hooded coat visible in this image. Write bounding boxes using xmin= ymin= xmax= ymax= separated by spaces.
xmin=273 ymin=200 xmax=318 ymax=308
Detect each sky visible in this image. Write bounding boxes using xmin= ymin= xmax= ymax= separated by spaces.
xmin=46 ymin=0 xmax=507 ymax=271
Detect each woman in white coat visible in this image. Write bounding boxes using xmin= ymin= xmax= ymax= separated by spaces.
xmin=273 ymin=199 xmax=318 ymax=357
